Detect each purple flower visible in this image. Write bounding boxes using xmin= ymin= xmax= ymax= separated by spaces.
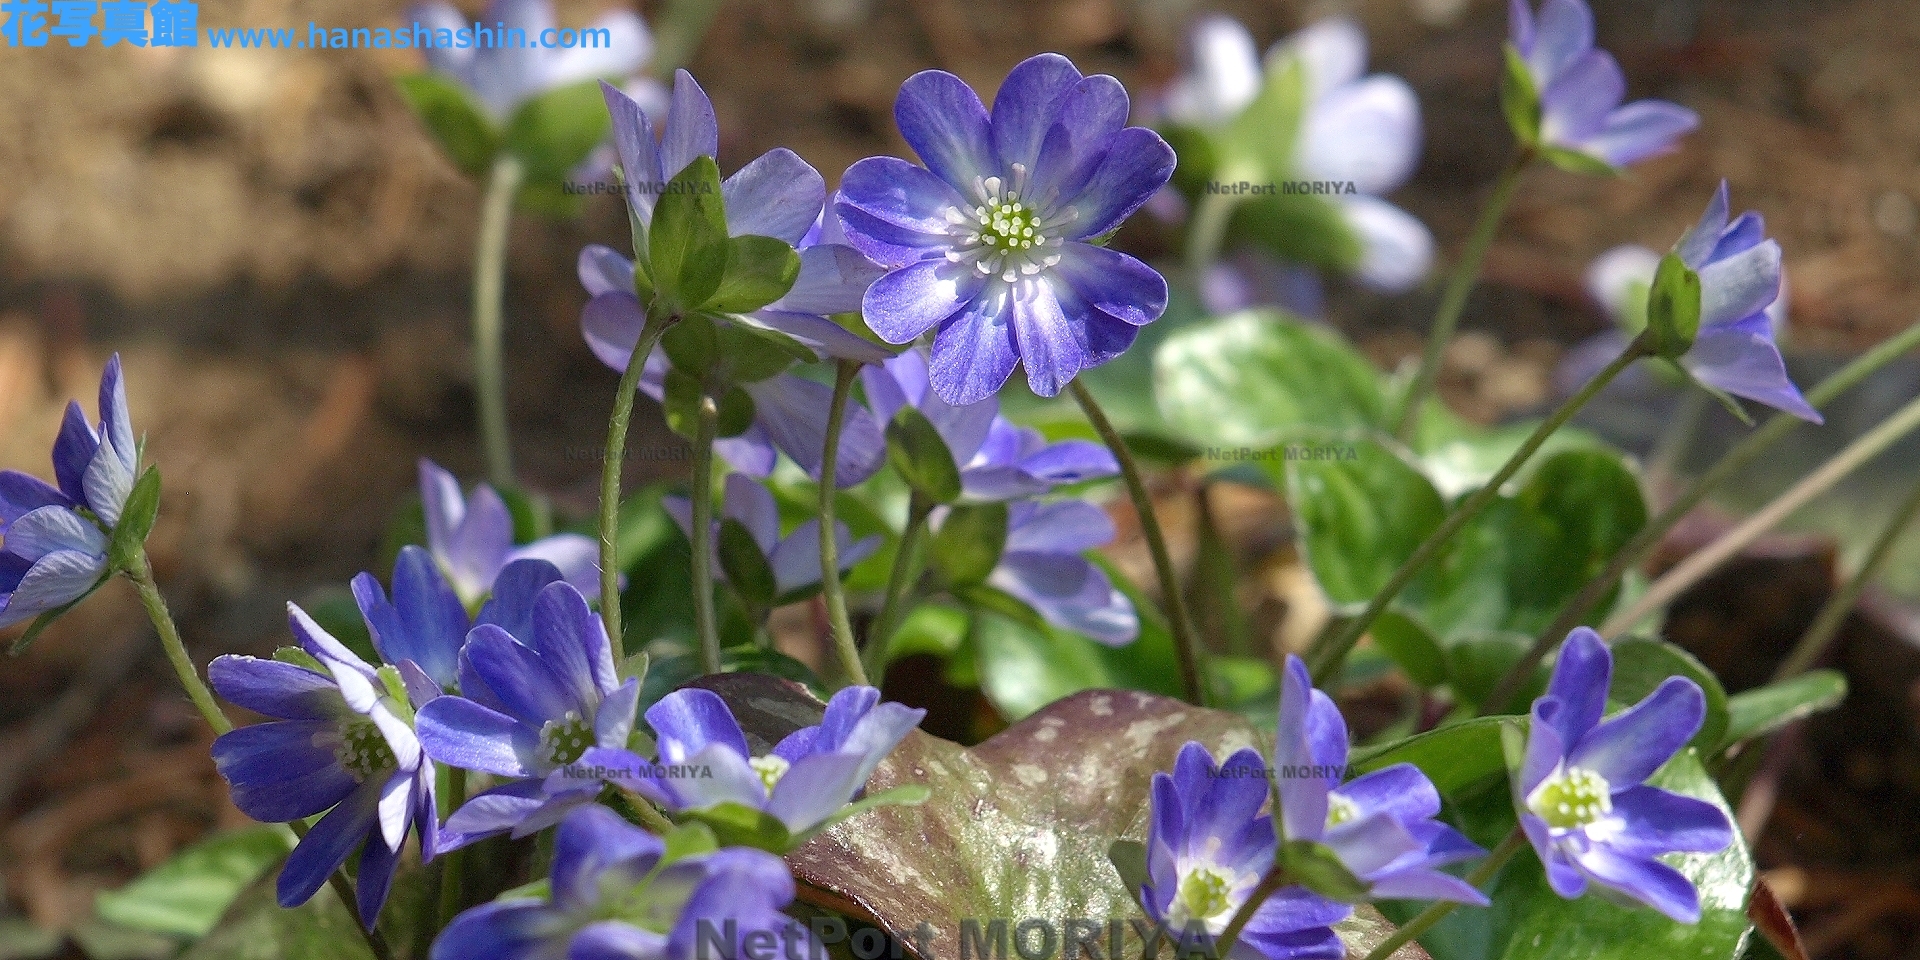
xmin=862 ymin=348 xmax=1119 ymax=502
xmin=580 ymin=76 xmax=891 ymax=366
xmin=413 ymin=581 xmax=641 ymax=851
xmin=418 ymin=458 xmax=599 ymax=607
xmin=584 ymin=685 xmax=923 ymax=845
xmin=1141 ymin=742 xmax=1348 ymax=960
xmin=1274 ymin=656 xmax=1488 ymax=904
xmin=1162 ymin=18 xmax=1433 ymax=295
xmin=1514 ymin=628 xmax=1735 ymax=922
xmin=665 ymin=473 xmax=882 ymax=603
xmin=352 ymin=547 xmax=566 ymax=691
xmin=1509 ymin=0 xmax=1698 ymax=168
xmin=1670 ymin=183 xmax=1818 ymax=422
xmin=980 ymin=500 xmax=1137 ymax=646
xmin=0 ymin=355 xmax=138 ymax=627
xmin=208 ymin=604 xmax=434 ymax=925
xmin=431 ymin=804 xmax=814 ymax=960
xmin=412 ymin=0 xmax=650 ymax=121
xmin=836 ymin=53 xmax=1176 ymax=404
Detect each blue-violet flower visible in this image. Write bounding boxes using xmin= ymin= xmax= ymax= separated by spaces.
xmin=413 ymin=0 xmax=650 ymax=121
xmin=836 ymin=53 xmax=1176 ymax=404
xmin=979 ymin=499 xmax=1137 ymax=645
xmin=1514 ymin=627 xmax=1736 ymax=922
xmin=1509 ymin=0 xmax=1698 ymax=168
xmin=419 ymin=458 xmax=600 ymax=607
xmin=665 ymin=473 xmax=882 ymax=602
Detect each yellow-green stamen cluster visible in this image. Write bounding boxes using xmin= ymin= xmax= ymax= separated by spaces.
xmin=337 ymin=719 xmax=397 ymax=782
xmin=941 ymin=165 xmax=1069 ymax=283
xmin=1172 ymin=865 xmax=1238 ymax=928
xmin=1529 ymin=766 xmax=1614 ymax=829
xmin=1326 ymin=793 xmax=1360 ymax=829
xmin=750 ymin=755 xmax=790 ymax=794
xmin=540 ymin=711 xmax=594 ymax=766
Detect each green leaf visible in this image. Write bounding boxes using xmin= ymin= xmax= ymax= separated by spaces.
xmin=179 ymin=869 xmax=377 ymax=960
xmin=682 ymin=801 xmax=793 ymax=853
xmin=0 ymin=918 xmax=61 ymax=960
xmin=658 ymin=822 xmax=720 ymax=865
xmin=494 ymin=483 xmax=553 ymax=544
xmin=1720 ymin=670 xmax=1847 ymax=749
xmin=1282 ymin=438 xmax=1445 ymax=607
xmin=1222 ymin=52 xmax=1306 ymax=183
xmin=1647 ymin=252 xmax=1703 ymax=359
xmin=1416 ymin=750 xmax=1753 ymax=960
xmin=884 ymin=602 xmax=971 ymax=660
xmin=706 ymin=235 xmax=801 ymax=314
xmin=1541 ymin=146 xmax=1621 ymax=177
xmin=807 ymin=784 xmax=932 ymax=837
xmin=1349 ymin=716 xmax=1522 ymax=796
xmin=887 ymin=408 xmax=963 ymax=505
xmin=270 ymin=646 xmax=325 ymax=673
xmin=717 ymin=518 xmax=778 ymax=614
xmin=1499 ymin=45 xmax=1541 ymax=148
xmin=615 ymin=484 xmax=678 ymax=573
xmin=692 ymin=674 xmax=1289 ymax=960
xmin=638 ymin=650 xmax=827 ymax=709
xmin=1155 ymin=310 xmax=1387 ymax=450
xmin=648 ymin=156 xmax=729 ymax=313
xmin=972 ymin=610 xmax=1114 ymax=721
xmin=502 ymin=80 xmax=614 ymax=190
xmin=1609 ymin=637 xmax=1729 ymax=752
xmin=928 ymin=503 xmax=1008 ymax=589
xmin=109 ymin=467 xmax=161 ymax=570
xmin=1229 ymin=193 xmax=1366 ymax=273
xmin=1108 ymin=840 xmax=1150 ymax=895
xmin=95 ymin=827 xmax=294 ymax=938
xmin=395 ymin=72 xmax=498 ymax=176
xmin=1444 ymin=632 xmax=1548 ymax=710
xmin=1371 ymin=611 xmax=1448 ymax=688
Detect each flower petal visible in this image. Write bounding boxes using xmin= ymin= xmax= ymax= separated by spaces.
xmin=658 ymin=70 xmax=719 ymax=182
xmin=861 ymin=258 xmax=985 ymax=345
xmin=1055 ymin=127 xmax=1176 ymax=241
xmin=834 ymin=158 xmax=971 ymax=269
xmin=1569 ymin=676 xmax=1704 ymax=786
xmin=646 ymin=688 xmax=751 ymax=763
xmin=723 ymin=148 xmax=827 ymax=246
xmin=1340 ymin=195 xmax=1435 ymax=293
xmin=1697 ymin=239 xmax=1781 ymax=330
xmin=417 ymin=695 xmax=539 ymax=778
xmin=277 ymin=777 xmax=381 ymax=908
xmin=1573 ymin=843 xmax=1703 ymax=923
xmin=208 ymin=655 xmax=346 ymax=722
xmin=1584 ymin=99 xmax=1698 ymax=168
xmin=464 ymin=624 xmax=578 ymax=730
xmin=989 ymin=53 xmax=1085 ymax=174
xmin=895 ymin=69 xmax=994 ymax=192
xmin=927 ymin=287 xmax=1019 ymax=406
xmin=578 ymin=244 xmax=636 ymax=298
xmin=1298 ymin=76 xmax=1421 ymax=195
xmin=1546 ymin=627 xmax=1611 ymax=745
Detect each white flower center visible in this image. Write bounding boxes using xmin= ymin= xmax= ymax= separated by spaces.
xmin=539 ymin=711 xmax=595 ymax=767
xmin=1167 ymin=864 xmax=1242 ymax=933
xmin=940 ymin=165 xmax=1075 ymax=283
xmin=1325 ymin=794 xmax=1360 ymax=829
xmin=336 ymin=719 xmax=396 ymax=783
xmin=750 ymin=755 xmax=791 ymax=793
xmin=1527 ymin=766 xmax=1614 ymax=830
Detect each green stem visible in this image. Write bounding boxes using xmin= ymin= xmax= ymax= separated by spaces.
xmin=863 ymin=497 xmax=932 ymax=684
xmin=1774 ymin=476 xmax=1920 ymax=682
xmin=597 ymin=307 xmax=677 ymax=663
xmin=818 ymin=361 xmax=870 ymax=687
xmin=1068 ymin=380 xmax=1209 ymax=706
xmin=1601 ymin=390 xmax=1920 ymax=638
xmin=1358 ymin=829 xmax=1527 ymax=960
xmin=1479 ymin=320 xmax=1920 ymax=715
xmin=431 ymin=767 xmax=466 ymax=946
xmin=691 ymin=394 xmax=722 ymax=674
xmin=125 ymin=550 xmax=230 ymax=735
xmin=473 ymin=154 xmax=525 ymax=489
xmin=287 ymin=820 xmax=396 ymax=960
xmin=1307 ymin=334 xmax=1651 ymax=685
xmin=1186 ymin=190 xmax=1240 ymax=281
xmin=1393 ymin=148 xmax=1532 ymax=442
xmin=613 ymin=788 xmax=677 ymax=834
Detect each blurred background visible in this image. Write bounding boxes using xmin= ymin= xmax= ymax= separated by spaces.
xmin=4 ymin=0 xmax=1920 ymax=956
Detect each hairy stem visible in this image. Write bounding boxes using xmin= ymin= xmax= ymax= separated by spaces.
xmin=1357 ymin=829 xmax=1527 ymax=960
xmin=819 ymin=360 xmax=869 ymax=687
xmin=863 ymin=497 xmax=932 ymax=684
xmin=1775 ymin=476 xmax=1920 ymax=682
xmin=1308 ymin=334 xmax=1650 ymax=685
xmin=473 ymin=154 xmax=525 ymax=489
xmin=691 ymin=395 xmax=722 ymax=673
xmin=1480 ymin=320 xmax=1920 ymax=715
xmin=1068 ymin=380 xmax=1208 ymax=706
xmin=597 ymin=307 xmax=677 ymax=662
xmin=125 ymin=550 xmax=230 ymax=735
xmin=1185 ymin=190 xmax=1240 ymax=282
xmin=1603 ymin=391 xmax=1920 ymax=637
xmin=1393 ymin=148 xmax=1532 ymax=441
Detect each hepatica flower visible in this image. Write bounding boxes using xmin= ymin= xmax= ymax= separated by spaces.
xmin=1141 ymin=742 xmax=1348 ymax=960
xmin=862 ymin=347 xmax=1118 ymax=502
xmin=666 ymin=473 xmax=882 ymax=603
xmin=0 ymin=356 xmax=138 ymax=627
xmin=413 ymin=0 xmax=650 ymax=122
xmin=352 ymin=546 xmax=565 ymax=692
xmin=208 ymin=605 xmax=433 ymax=924
xmin=433 ymin=805 xmax=813 ymax=960
xmin=419 ymin=458 xmax=599 ymax=607
xmin=1514 ymin=628 xmax=1735 ymax=922
xmin=1273 ymin=657 xmax=1488 ymax=904
xmin=413 ymin=582 xmax=641 ymax=850
xmin=837 ymin=53 xmax=1176 ymax=404
xmin=1507 ymin=0 xmax=1698 ymax=169
xmin=584 ymin=685 xmax=924 ymax=850
xmin=580 ymin=75 xmax=890 ymax=366
xmin=1163 ymin=17 xmax=1433 ymax=297
xmin=982 ymin=499 xmax=1137 ymax=646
